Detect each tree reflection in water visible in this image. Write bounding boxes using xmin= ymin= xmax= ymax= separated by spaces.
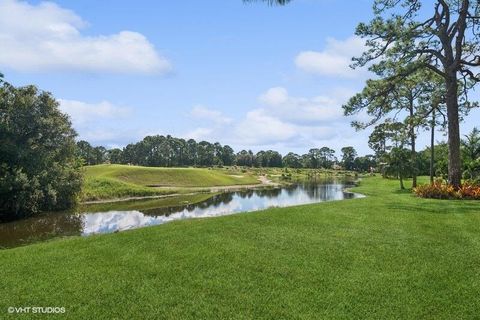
xmin=1 ymin=179 xmax=361 ymax=248
xmin=0 ymin=212 xmax=83 ymax=248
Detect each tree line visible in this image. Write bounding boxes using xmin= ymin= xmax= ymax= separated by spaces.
xmin=77 ymin=127 xmax=480 ymax=188
xmin=76 ymin=137 xmax=370 ymax=171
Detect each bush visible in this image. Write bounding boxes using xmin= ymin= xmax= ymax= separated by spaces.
xmin=463 ymin=159 xmax=480 ymax=184
xmin=457 ymin=182 xmax=480 ymax=199
xmin=414 ymin=180 xmax=480 ymax=200
xmin=0 ymin=82 xmax=83 ymax=221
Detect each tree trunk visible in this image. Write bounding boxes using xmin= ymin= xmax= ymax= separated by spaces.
xmin=408 ymin=99 xmax=417 ymax=188
xmin=430 ymin=108 xmax=435 ymax=184
xmin=445 ymin=74 xmax=462 ymax=188
xmin=399 ymin=173 xmax=405 ymax=190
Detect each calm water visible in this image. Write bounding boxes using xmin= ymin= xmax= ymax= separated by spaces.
xmin=0 ymin=180 xmax=363 ymax=248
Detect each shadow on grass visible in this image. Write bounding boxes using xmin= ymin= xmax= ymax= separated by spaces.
xmin=392 ymin=188 xmax=414 ymax=195
xmin=387 ymin=199 xmax=480 ymax=215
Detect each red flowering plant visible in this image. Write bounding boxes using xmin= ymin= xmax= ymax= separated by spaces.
xmin=414 ymin=179 xmax=480 ymax=200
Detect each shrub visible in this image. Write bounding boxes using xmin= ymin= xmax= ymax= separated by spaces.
xmin=457 ymin=182 xmax=480 ymax=199
xmin=463 ymin=159 xmax=480 ymax=184
xmin=0 ymin=82 xmax=83 ymax=221
xmin=414 ymin=180 xmax=480 ymax=200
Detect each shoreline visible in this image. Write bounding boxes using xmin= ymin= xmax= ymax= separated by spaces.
xmin=81 ymin=175 xmax=281 ymax=205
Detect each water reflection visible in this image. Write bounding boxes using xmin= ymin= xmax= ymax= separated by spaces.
xmin=0 ymin=213 xmax=83 ymax=248
xmin=0 ymin=181 xmax=362 ymax=248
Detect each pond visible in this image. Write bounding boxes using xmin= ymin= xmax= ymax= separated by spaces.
xmin=0 ymin=180 xmax=363 ymax=248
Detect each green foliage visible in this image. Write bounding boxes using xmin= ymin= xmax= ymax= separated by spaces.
xmin=462 ymin=127 xmax=480 ymax=163
xmin=341 ymin=146 xmax=357 ymax=171
xmin=76 ymin=140 xmax=107 ymax=165
xmin=299 ymin=148 xmax=337 ymax=169
xmin=461 ymin=127 xmax=480 ymax=182
xmin=84 ymin=135 xmax=355 ymax=171
xmin=103 ymin=135 xmax=238 ymax=167
xmin=463 ymin=159 xmax=480 ymax=183
xmin=384 ymin=147 xmax=412 ymax=189
xmin=352 ymin=0 xmax=480 ymax=187
xmin=282 ymin=152 xmax=302 ymax=168
xmin=253 ymin=150 xmax=283 ymax=167
xmin=0 ymin=82 xmax=82 ymax=221
xmin=353 ymin=155 xmax=376 ymax=173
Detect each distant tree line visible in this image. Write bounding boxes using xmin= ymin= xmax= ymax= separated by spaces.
xmin=76 ymin=136 xmax=376 ymax=171
xmin=78 ymin=127 xmax=480 ymax=188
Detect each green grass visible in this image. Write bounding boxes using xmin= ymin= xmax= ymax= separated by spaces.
xmin=82 ymin=164 xmax=259 ymax=201
xmin=81 ymin=175 xmax=174 ymax=201
xmin=85 ymin=164 xmax=259 ymax=187
xmin=2 ymin=176 xmax=480 ymax=319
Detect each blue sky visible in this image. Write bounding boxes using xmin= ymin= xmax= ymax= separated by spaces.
xmin=1 ymin=0 xmax=479 ymax=156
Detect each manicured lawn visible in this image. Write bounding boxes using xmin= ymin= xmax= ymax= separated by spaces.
xmin=2 ymin=176 xmax=480 ymax=319
xmin=82 ymin=164 xmax=259 ymax=201
xmin=81 ymin=174 xmax=174 ymax=201
xmin=85 ymin=164 xmax=259 ymax=187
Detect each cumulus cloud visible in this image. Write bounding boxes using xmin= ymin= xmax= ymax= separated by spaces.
xmin=184 ymin=128 xmax=215 ymax=141
xmin=258 ymin=86 xmax=347 ymax=125
xmin=184 ymin=87 xmax=358 ymax=149
xmin=59 ymin=99 xmax=137 ymax=146
xmin=190 ymin=105 xmax=233 ymax=125
xmin=295 ymin=36 xmax=365 ymax=78
xmin=0 ymin=0 xmax=171 ymax=74
xmin=234 ymin=109 xmax=298 ymax=145
xmin=59 ymin=99 xmax=131 ymax=125
xmin=259 ymin=87 xmax=289 ymax=105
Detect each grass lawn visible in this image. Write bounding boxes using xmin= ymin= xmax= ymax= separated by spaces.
xmin=82 ymin=164 xmax=259 ymax=201
xmin=2 ymin=176 xmax=480 ymax=319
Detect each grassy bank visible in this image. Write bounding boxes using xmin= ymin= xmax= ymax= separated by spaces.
xmin=79 ymin=192 xmax=218 ymax=213
xmin=82 ymin=164 xmax=259 ymax=201
xmin=2 ymin=176 xmax=480 ymax=319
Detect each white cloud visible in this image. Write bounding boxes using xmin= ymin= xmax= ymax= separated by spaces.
xmin=190 ymin=105 xmax=232 ymax=125
xmin=59 ymin=99 xmax=130 ymax=125
xmin=258 ymin=86 xmax=346 ymax=125
xmin=234 ymin=109 xmax=298 ymax=145
xmin=184 ymin=105 xmax=233 ymax=141
xmin=259 ymin=87 xmax=289 ymax=105
xmin=184 ymin=87 xmax=358 ymax=149
xmin=58 ymin=99 xmax=139 ymax=146
xmin=184 ymin=127 xmax=215 ymax=141
xmin=0 ymin=0 xmax=171 ymax=74
xmin=295 ymin=36 xmax=365 ymax=78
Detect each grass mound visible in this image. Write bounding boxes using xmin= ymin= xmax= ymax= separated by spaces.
xmin=81 ymin=176 xmax=173 ymax=201
xmin=82 ymin=164 xmax=259 ymax=201
xmin=85 ymin=164 xmax=259 ymax=187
